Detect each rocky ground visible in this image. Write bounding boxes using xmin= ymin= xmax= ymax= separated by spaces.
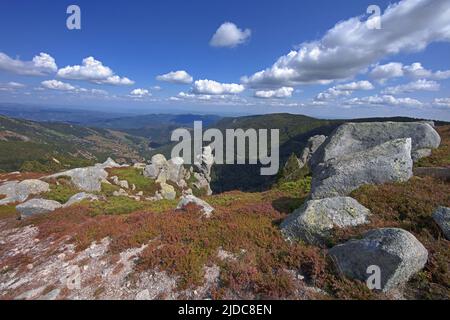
xmin=0 ymin=122 xmax=449 ymax=300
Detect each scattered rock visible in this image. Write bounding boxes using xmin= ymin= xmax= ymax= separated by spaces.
xmin=0 ymin=179 xmax=50 ymax=205
xmin=16 ymin=199 xmax=62 ymax=218
xmin=118 ymin=180 xmax=129 ymax=189
xmin=432 ymin=206 xmax=450 ymax=240
xmin=310 ymin=122 xmax=441 ymax=170
xmin=329 ymin=228 xmax=428 ymax=292
xmin=160 ymin=183 xmax=176 ymax=200
xmin=113 ymin=189 xmax=128 ymax=197
xmin=311 ymin=138 xmax=413 ymax=199
xmin=281 ymin=197 xmax=370 ymax=244
xmin=143 ymin=154 xmax=167 ymax=179
xmin=177 ymin=195 xmax=214 ymax=217
xmin=64 ymin=192 xmax=99 ymax=207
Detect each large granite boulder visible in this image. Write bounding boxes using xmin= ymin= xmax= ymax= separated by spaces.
xmin=143 ymin=154 xmax=168 ymax=179
xmin=0 ymin=179 xmax=50 ymax=205
xmin=45 ymin=158 xmax=123 ymax=193
xmin=177 ymin=195 xmax=214 ymax=217
xmin=167 ymin=157 xmax=185 ymax=184
xmin=280 ymin=197 xmax=370 ymax=245
xmin=329 ymin=228 xmax=428 ymax=292
xmin=310 ymin=122 xmax=441 ymax=170
xmin=64 ymin=192 xmax=99 ymax=207
xmin=311 ymin=138 xmax=413 ymax=199
xmin=300 ymin=135 xmax=327 ymax=168
xmin=16 ymin=199 xmax=62 ymax=218
xmin=432 ymin=206 xmax=450 ymax=240
xmin=160 ymin=183 xmax=176 ymax=200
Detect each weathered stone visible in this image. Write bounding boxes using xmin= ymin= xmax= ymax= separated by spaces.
xmin=118 ymin=180 xmax=129 ymax=189
xmin=160 ymin=183 xmax=176 ymax=200
xmin=16 ymin=199 xmax=62 ymax=218
xmin=310 ymin=122 xmax=441 ymax=169
xmin=311 ymin=138 xmax=413 ymax=199
xmin=113 ymin=189 xmax=128 ymax=197
xmin=300 ymin=135 xmax=327 ymax=167
xmin=0 ymin=179 xmax=50 ymax=205
xmin=281 ymin=197 xmax=370 ymax=244
xmin=432 ymin=206 xmax=450 ymax=240
xmin=167 ymin=157 xmax=185 ymax=184
xmin=329 ymin=228 xmax=428 ymax=292
xmin=64 ymin=192 xmax=99 ymax=207
xmin=47 ymin=166 xmax=108 ymax=192
xmin=144 ymin=154 xmax=168 ymax=179
xmin=177 ymin=195 xmax=214 ymax=217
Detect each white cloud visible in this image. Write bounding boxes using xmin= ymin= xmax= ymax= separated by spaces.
xmin=57 ymin=57 xmax=134 ymax=86
xmin=254 ymin=87 xmax=294 ymax=99
xmin=41 ymin=80 xmax=76 ymax=91
xmin=210 ymin=22 xmax=251 ymax=48
xmin=382 ymin=79 xmax=440 ymax=95
xmin=369 ymin=62 xmax=404 ymax=83
xmin=0 ymin=82 xmax=26 ymax=91
xmin=192 ymin=79 xmax=245 ymax=95
xmin=370 ymin=62 xmax=450 ymax=82
xmin=316 ymin=80 xmax=374 ymax=101
xmin=433 ymin=98 xmax=450 ymax=108
xmin=156 ymin=70 xmax=193 ymax=84
xmin=172 ymin=91 xmax=248 ymax=105
xmin=0 ymin=52 xmax=57 ymax=76
xmin=345 ymin=95 xmax=423 ymax=107
xmin=242 ymin=0 xmax=450 ymax=88
xmin=130 ymin=88 xmax=151 ymax=97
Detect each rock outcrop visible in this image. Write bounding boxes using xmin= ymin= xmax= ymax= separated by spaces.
xmin=46 ymin=158 xmax=123 ymax=193
xmin=16 ymin=199 xmax=62 ymax=218
xmin=311 ymin=138 xmax=413 ymax=199
xmin=432 ymin=206 xmax=450 ymax=240
xmin=0 ymin=179 xmax=50 ymax=205
xmin=177 ymin=195 xmax=214 ymax=217
xmin=192 ymin=146 xmax=214 ymax=196
xmin=280 ymin=197 xmax=370 ymax=245
xmin=300 ymin=135 xmax=327 ymax=168
xmin=310 ymin=122 xmax=441 ymax=170
xmin=329 ymin=228 xmax=428 ymax=292
xmin=64 ymin=192 xmax=99 ymax=207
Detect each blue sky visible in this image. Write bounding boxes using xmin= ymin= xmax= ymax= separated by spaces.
xmin=0 ymin=0 xmax=449 ymax=120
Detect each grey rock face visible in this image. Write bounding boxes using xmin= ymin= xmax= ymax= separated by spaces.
xmin=64 ymin=192 xmax=99 ymax=207
xmin=0 ymin=179 xmax=50 ymax=205
xmin=281 ymin=197 xmax=370 ymax=245
xmin=192 ymin=146 xmax=214 ymax=196
xmin=300 ymin=135 xmax=327 ymax=167
xmin=310 ymin=122 xmax=441 ymax=169
xmin=329 ymin=228 xmax=428 ymax=292
xmin=16 ymin=199 xmax=62 ymax=218
xmin=432 ymin=206 xmax=450 ymax=240
xmin=311 ymin=138 xmax=413 ymax=199
xmin=177 ymin=195 xmax=214 ymax=217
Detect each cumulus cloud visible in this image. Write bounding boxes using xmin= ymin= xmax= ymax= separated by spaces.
xmin=433 ymin=98 xmax=450 ymax=108
xmin=254 ymin=87 xmax=294 ymax=99
xmin=369 ymin=62 xmax=404 ymax=83
xmin=316 ymin=80 xmax=374 ymax=101
xmin=210 ymin=22 xmax=251 ymax=48
xmin=370 ymin=62 xmax=450 ymax=82
xmin=242 ymin=0 xmax=450 ymax=88
xmin=41 ymin=80 xmax=76 ymax=91
xmin=0 ymin=52 xmax=57 ymax=76
xmin=192 ymin=79 xmax=245 ymax=95
xmin=344 ymin=95 xmax=423 ymax=107
xmin=130 ymin=88 xmax=151 ymax=97
xmin=57 ymin=57 xmax=134 ymax=86
xmin=156 ymin=70 xmax=193 ymax=84
xmin=382 ymin=79 xmax=440 ymax=95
